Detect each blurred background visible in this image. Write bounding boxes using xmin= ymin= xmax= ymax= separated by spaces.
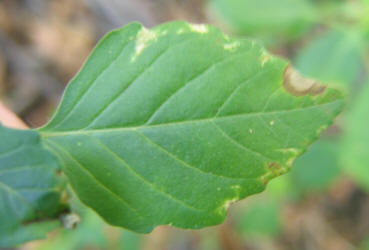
xmin=0 ymin=0 xmax=369 ymax=249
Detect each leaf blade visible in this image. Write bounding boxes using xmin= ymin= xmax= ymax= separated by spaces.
xmin=39 ymin=21 xmax=344 ymax=232
xmin=0 ymin=125 xmax=65 ymax=247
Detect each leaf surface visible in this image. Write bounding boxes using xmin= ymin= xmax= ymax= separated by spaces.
xmin=291 ymin=140 xmax=341 ymax=192
xmin=294 ymin=30 xmax=364 ymax=88
xmin=342 ymin=83 xmax=369 ymax=191
xmin=208 ymin=0 xmax=315 ymax=37
xmin=39 ymin=21 xmax=344 ymax=233
xmin=0 ymin=125 xmax=65 ymax=247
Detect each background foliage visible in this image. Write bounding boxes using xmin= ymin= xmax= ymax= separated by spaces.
xmin=0 ymin=0 xmax=368 ymax=249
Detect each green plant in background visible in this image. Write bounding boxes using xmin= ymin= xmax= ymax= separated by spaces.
xmin=291 ymin=139 xmax=341 ymax=193
xmin=208 ymin=0 xmax=317 ymax=42
xmin=294 ymin=30 xmax=364 ymax=89
xmin=342 ymin=84 xmax=369 ymax=192
xmin=0 ymin=21 xmax=344 ymax=247
xmin=236 ymin=198 xmax=282 ymax=239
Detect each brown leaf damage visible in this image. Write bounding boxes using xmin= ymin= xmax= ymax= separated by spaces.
xmin=283 ymin=65 xmax=326 ymax=96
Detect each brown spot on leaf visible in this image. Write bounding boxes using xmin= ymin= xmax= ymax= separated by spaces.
xmin=260 ymin=162 xmax=290 ymax=185
xmin=283 ymin=65 xmax=326 ymax=96
xmin=268 ymin=162 xmax=280 ymax=170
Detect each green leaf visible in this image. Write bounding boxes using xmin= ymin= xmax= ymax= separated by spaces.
xmin=38 ymin=21 xmax=344 ymax=233
xmin=291 ymin=139 xmax=341 ymax=193
xmin=342 ymin=83 xmax=369 ymax=191
xmin=2 ymin=221 xmax=61 ymax=248
xmin=0 ymin=125 xmax=65 ymax=247
xmin=208 ymin=0 xmax=316 ymax=38
xmin=236 ymin=198 xmax=282 ymax=238
xmin=294 ymin=30 xmax=364 ymax=88
xmin=121 ymin=231 xmax=142 ymax=250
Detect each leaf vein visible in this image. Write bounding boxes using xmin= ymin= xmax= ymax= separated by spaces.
xmin=135 ymin=130 xmax=249 ymax=181
xmin=52 ymin=37 xmax=135 ymax=129
xmin=215 ymin=68 xmax=272 ymax=117
xmin=262 ymin=86 xmax=281 ymax=111
xmin=0 ymin=144 xmax=26 ymax=159
xmin=85 ymin=37 xmax=204 ymax=129
xmin=0 ymin=165 xmax=46 ymax=176
xmin=0 ymin=181 xmax=35 ymax=218
xmin=145 ymin=51 xmax=254 ymax=125
xmin=42 ymin=100 xmax=342 ymax=137
xmin=92 ymin=136 xmax=203 ymax=212
xmin=45 ymin=140 xmax=146 ymax=221
xmin=211 ymin=121 xmax=273 ymax=162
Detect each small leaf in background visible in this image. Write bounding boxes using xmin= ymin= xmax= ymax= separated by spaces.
xmin=294 ymin=30 xmax=364 ymax=89
xmin=290 ymin=140 xmax=341 ymax=194
xmin=38 ymin=21 xmax=344 ymax=233
xmin=0 ymin=125 xmax=65 ymax=247
xmin=120 ymin=231 xmax=142 ymax=250
xmin=208 ymin=0 xmax=316 ymax=39
xmin=236 ymin=198 xmax=282 ymax=239
xmin=342 ymin=83 xmax=369 ymax=192
xmin=264 ymin=174 xmax=291 ymax=199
